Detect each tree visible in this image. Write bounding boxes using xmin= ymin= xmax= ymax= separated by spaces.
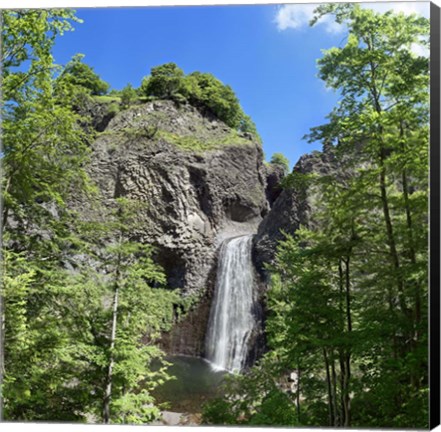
xmin=96 ymin=198 xmax=180 ymax=424
xmin=59 ymin=53 xmax=109 ymax=95
xmin=184 ymin=71 xmax=243 ymax=128
xmin=201 ymin=5 xmax=429 ymax=428
xmin=304 ymin=4 xmax=429 ymax=427
xmin=270 ymin=153 xmax=290 ymax=174
xmin=120 ymin=83 xmax=137 ymax=108
xmin=2 ymin=197 xmax=181 ymax=423
xmin=138 ymin=63 xmax=260 ymax=135
xmin=1 ymin=9 xmax=91 ymax=419
xmin=140 ymin=62 xmax=185 ymax=100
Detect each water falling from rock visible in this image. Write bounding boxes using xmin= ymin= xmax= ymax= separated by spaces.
xmin=205 ymin=234 xmax=256 ymax=372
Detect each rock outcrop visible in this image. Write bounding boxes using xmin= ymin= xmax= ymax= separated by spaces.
xmin=82 ymin=100 xmax=269 ymax=356
xmin=88 ymin=100 xmax=267 ymax=292
xmin=263 ymin=163 xmax=285 ymax=207
xmin=79 ymin=97 xmax=338 ymax=361
xmin=253 ymin=146 xmax=339 ymax=276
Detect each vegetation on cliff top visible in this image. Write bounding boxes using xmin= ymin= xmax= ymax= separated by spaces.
xmin=57 ymin=53 xmax=260 ymax=144
xmin=138 ymin=62 xmax=258 ymax=135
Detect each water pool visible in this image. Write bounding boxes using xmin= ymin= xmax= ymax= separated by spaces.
xmin=153 ymin=355 xmax=226 ymax=413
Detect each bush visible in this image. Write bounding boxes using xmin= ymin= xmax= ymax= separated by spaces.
xmin=120 ymin=83 xmax=137 ymax=108
xmin=140 ymin=63 xmax=185 ymax=100
xmin=139 ymin=63 xmax=260 ymax=136
xmin=201 ymin=398 xmax=238 ymax=425
xmin=60 ymin=54 xmax=109 ymax=96
xmin=184 ymin=72 xmax=242 ymax=129
xmin=270 ymin=152 xmax=290 ymax=174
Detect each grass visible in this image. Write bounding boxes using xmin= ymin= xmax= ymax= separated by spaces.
xmin=156 ymin=130 xmax=252 ymax=153
xmin=94 ymin=99 xmax=255 ymax=153
xmin=99 ymin=128 xmax=254 ymax=155
xmin=92 ymin=95 xmax=122 ymax=104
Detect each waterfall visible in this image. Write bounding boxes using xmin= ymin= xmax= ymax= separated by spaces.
xmin=205 ymin=234 xmax=256 ymax=372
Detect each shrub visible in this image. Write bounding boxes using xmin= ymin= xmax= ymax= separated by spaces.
xmin=60 ymin=54 xmax=109 ymax=96
xmin=120 ymin=84 xmax=137 ymax=108
xmin=270 ymin=152 xmax=290 ymax=174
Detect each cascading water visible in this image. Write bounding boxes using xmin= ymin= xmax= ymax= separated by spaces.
xmin=205 ymin=234 xmax=256 ymax=373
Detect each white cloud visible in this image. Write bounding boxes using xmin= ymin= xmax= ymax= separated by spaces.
xmin=365 ymin=2 xmax=430 ymax=17
xmin=274 ymin=4 xmax=345 ymax=33
xmin=274 ymin=2 xmax=429 ymax=32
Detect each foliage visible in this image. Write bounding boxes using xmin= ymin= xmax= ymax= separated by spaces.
xmin=269 ymin=152 xmax=290 ymax=174
xmin=1 ymin=10 xmax=91 ymax=235
xmin=202 ymin=4 xmax=429 ymax=429
xmin=2 ymin=198 xmax=182 ymax=423
xmin=1 ymin=10 xmax=181 ymax=424
xmin=202 ymin=357 xmax=299 ymax=426
xmin=59 ymin=53 xmax=110 ymax=95
xmin=140 ymin=63 xmax=185 ymax=100
xmin=139 ymin=63 xmax=260 ymax=135
xmin=64 ymin=198 xmax=181 ymax=424
xmin=120 ymin=83 xmax=138 ymax=108
xmin=1 ymin=5 xmax=429 ymax=427
xmin=156 ymin=129 xmax=251 ymax=153
xmin=183 ymin=72 xmax=243 ymax=128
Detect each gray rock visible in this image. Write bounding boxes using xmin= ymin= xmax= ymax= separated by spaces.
xmin=161 ymin=411 xmax=183 ymax=426
xmin=77 ymin=100 xmax=269 ymax=356
xmin=253 ymin=146 xmax=339 ymax=277
xmin=263 ymin=163 xmax=285 ymax=207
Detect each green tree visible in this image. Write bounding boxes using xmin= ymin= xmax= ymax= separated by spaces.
xmin=202 ymin=5 xmax=429 ymax=428
xmin=120 ymin=83 xmax=137 ymax=108
xmin=308 ymin=3 xmax=429 ymax=404
xmin=238 ymin=114 xmax=260 ymax=138
xmin=59 ymin=53 xmax=109 ymax=95
xmin=269 ymin=153 xmax=290 ymax=174
xmin=139 ymin=64 xmax=259 ymax=134
xmin=1 ymin=9 xmax=92 ymax=418
xmin=184 ymin=71 xmax=243 ymax=128
xmin=140 ymin=62 xmax=185 ymax=100
xmin=1 ymin=10 xmax=90 ymax=232
xmin=2 ymin=197 xmax=180 ymax=423
xmin=101 ymin=199 xmax=177 ymax=424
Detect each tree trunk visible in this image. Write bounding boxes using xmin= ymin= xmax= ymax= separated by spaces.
xmin=0 ymin=287 xmax=4 ymax=422
xmin=323 ymin=348 xmax=334 ymax=427
xmin=343 ymin=256 xmax=352 ymax=427
xmin=338 ymin=253 xmax=353 ymax=427
xmin=296 ymin=366 xmax=301 ymax=422
xmin=368 ymin=39 xmax=409 ymax=323
xmin=330 ymin=352 xmax=339 ymax=426
xmin=400 ymin=142 xmax=421 ymax=389
xmin=103 ymin=282 xmax=119 ymax=424
xmin=378 ymin=155 xmax=409 ymax=319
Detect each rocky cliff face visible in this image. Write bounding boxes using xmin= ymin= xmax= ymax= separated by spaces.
xmin=88 ymin=100 xmax=268 ymax=292
xmin=81 ymin=98 xmax=337 ymax=361
xmin=253 ymin=146 xmax=339 ymax=276
xmin=83 ymin=100 xmax=269 ymax=356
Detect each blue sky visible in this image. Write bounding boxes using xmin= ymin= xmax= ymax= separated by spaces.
xmin=52 ymin=3 xmax=429 ymax=168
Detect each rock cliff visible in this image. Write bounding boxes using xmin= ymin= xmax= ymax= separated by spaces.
xmin=83 ymin=99 xmax=269 ymax=356
xmin=81 ymin=98 xmax=337 ymax=361
xmin=253 ymin=145 xmax=339 ymax=276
